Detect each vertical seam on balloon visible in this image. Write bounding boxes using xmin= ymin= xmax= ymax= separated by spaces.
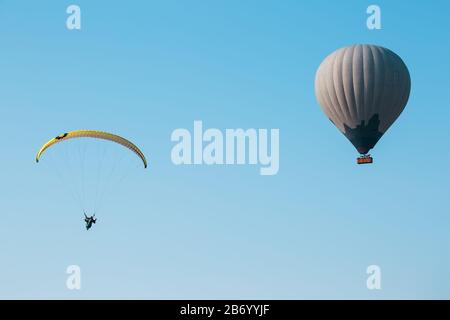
xmin=341 ymin=46 xmax=355 ymax=125
xmin=381 ymin=50 xmax=395 ymax=132
xmin=376 ymin=46 xmax=387 ymax=132
xmin=333 ymin=48 xmax=350 ymax=128
xmin=399 ymin=58 xmax=411 ymax=119
xmin=356 ymin=44 xmax=363 ymax=122
xmin=386 ymin=50 xmax=402 ymax=132
xmin=348 ymin=45 xmax=358 ymax=123
xmin=316 ymin=57 xmax=337 ymax=127
xmin=323 ymin=54 xmax=344 ymax=130
xmin=367 ymin=45 xmax=376 ymax=122
xmin=389 ymin=50 xmax=410 ymax=133
xmin=340 ymin=48 xmax=352 ymax=126
xmin=361 ymin=46 xmax=371 ymax=120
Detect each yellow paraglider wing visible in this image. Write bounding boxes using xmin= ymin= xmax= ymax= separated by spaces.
xmin=35 ymin=130 xmax=147 ymax=168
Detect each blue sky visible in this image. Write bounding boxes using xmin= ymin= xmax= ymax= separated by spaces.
xmin=0 ymin=0 xmax=449 ymax=299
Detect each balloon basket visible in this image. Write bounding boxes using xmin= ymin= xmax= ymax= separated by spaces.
xmin=357 ymin=155 xmax=373 ymax=164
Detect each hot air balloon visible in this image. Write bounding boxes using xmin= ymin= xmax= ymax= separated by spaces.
xmin=314 ymin=44 xmax=411 ymax=164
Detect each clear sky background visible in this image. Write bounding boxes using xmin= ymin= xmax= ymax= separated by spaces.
xmin=0 ymin=0 xmax=449 ymax=299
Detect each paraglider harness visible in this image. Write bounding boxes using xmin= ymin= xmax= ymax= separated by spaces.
xmin=84 ymin=213 xmax=97 ymax=230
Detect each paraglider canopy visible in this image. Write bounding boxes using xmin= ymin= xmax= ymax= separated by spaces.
xmin=36 ymin=130 xmax=147 ymax=168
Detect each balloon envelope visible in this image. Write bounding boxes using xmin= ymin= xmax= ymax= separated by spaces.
xmin=315 ymin=44 xmax=411 ymax=154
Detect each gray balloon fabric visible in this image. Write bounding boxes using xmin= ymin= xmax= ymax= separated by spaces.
xmin=315 ymin=44 xmax=411 ymax=154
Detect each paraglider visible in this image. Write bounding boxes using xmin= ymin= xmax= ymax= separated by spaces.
xmin=36 ymin=130 xmax=147 ymax=230
xmin=314 ymin=44 xmax=411 ymax=164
